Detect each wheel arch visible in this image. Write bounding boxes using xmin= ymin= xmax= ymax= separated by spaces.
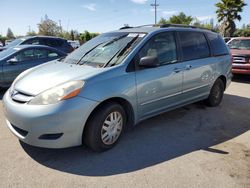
xmin=82 ymin=97 xmax=135 ymax=142
xmin=217 ymin=75 xmax=227 ymax=91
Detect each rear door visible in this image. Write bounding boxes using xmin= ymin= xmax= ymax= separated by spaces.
xmin=177 ymin=31 xmax=213 ymax=101
xmin=135 ymin=32 xmax=183 ymax=119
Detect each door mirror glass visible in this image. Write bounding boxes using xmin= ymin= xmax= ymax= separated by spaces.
xmin=139 ymin=56 xmax=160 ymax=68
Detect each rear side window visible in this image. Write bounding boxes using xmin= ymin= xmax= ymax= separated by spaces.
xmin=179 ymin=32 xmax=210 ymax=61
xmin=207 ymin=33 xmax=229 ymax=56
xmin=44 ymin=39 xmax=59 ymax=47
xmin=23 ymin=38 xmax=39 ymax=45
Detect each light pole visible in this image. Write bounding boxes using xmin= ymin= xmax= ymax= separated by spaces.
xmin=151 ymin=0 xmax=159 ymax=25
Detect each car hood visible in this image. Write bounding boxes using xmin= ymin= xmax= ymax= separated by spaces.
xmin=231 ymin=49 xmax=250 ymax=56
xmin=14 ymin=61 xmax=103 ymax=96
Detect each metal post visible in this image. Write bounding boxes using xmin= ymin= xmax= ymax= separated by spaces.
xmin=151 ymin=0 xmax=159 ymax=24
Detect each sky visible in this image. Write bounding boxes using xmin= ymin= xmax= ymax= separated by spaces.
xmin=0 ymin=0 xmax=250 ymax=36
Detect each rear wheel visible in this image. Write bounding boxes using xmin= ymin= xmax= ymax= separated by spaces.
xmin=206 ymin=78 xmax=225 ymax=107
xmin=83 ymin=102 xmax=126 ymax=152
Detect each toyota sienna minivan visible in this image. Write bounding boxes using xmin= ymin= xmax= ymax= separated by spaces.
xmin=3 ymin=25 xmax=232 ymax=152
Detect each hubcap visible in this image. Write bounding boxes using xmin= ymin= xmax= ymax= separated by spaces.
xmin=101 ymin=111 xmax=123 ymax=145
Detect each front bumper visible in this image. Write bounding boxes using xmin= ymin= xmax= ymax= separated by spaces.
xmin=3 ymin=90 xmax=99 ymax=148
xmin=232 ymin=63 xmax=250 ymax=75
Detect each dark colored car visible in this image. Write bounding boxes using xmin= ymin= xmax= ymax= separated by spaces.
xmin=0 ymin=45 xmax=66 ymax=87
xmin=228 ymin=37 xmax=250 ymax=74
xmin=0 ymin=36 xmax=74 ymax=53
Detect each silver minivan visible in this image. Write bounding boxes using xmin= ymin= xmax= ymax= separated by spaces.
xmin=3 ymin=25 xmax=232 ymax=151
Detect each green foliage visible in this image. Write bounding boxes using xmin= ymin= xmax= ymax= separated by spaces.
xmin=80 ymin=31 xmax=99 ymax=42
xmin=38 ymin=15 xmax=61 ymax=36
xmin=158 ymin=12 xmax=193 ymax=25
xmin=215 ymin=0 xmax=247 ymax=37
xmin=6 ymin=28 xmax=15 ymax=39
xmin=26 ymin=30 xmax=37 ymax=36
xmin=234 ymin=24 xmax=250 ymax=37
xmin=169 ymin=12 xmax=193 ymax=25
xmin=0 ymin=35 xmax=7 ymax=45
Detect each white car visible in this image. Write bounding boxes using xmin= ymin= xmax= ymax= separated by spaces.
xmin=68 ymin=40 xmax=80 ymax=49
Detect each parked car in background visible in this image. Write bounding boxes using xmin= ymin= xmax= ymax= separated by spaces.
xmin=223 ymin=37 xmax=231 ymax=43
xmin=0 ymin=36 xmax=74 ymax=53
xmin=0 ymin=45 xmax=66 ymax=87
xmin=227 ymin=37 xmax=250 ymax=75
xmin=3 ymin=25 xmax=232 ymax=152
xmin=68 ymin=40 xmax=80 ymax=49
xmin=5 ymin=39 xmax=14 ymax=46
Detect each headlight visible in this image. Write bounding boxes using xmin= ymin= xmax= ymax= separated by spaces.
xmin=29 ymin=81 xmax=84 ymax=105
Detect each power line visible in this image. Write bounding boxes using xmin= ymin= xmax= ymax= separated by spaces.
xmin=151 ymin=0 xmax=159 ymax=24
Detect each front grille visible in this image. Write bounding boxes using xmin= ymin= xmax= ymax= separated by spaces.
xmin=10 ymin=89 xmax=34 ymax=104
xmin=12 ymin=124 xmax=28 ymax=137
xmin=233 ymin=56 xmax=246 ymax=64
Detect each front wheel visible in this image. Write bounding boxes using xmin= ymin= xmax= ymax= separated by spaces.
xmin=83 ymin=102 xmax=126 ymax=152
xmin=206 ymin=78 xmax=225 ymax=107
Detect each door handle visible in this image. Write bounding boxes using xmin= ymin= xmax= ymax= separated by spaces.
xmin=185 ymin=65 xmax=192 ymax=70
xmin=174 ymin=65 xmax=192 ymax=73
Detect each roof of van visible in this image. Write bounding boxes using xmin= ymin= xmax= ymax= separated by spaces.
xmin=115 ymin=25 xmax=216 ymax=34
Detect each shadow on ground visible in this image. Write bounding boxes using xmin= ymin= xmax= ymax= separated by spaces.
xmin=232 ymin=74 xmax=250 ymax=84
xmin=20 ymin=93 xmax=250 ymax=177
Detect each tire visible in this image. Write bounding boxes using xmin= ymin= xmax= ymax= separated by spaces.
xmin=83 ymin=102 xmax=126 ymax=152
xmin=206 ymin=78 xmax=225 ymax=107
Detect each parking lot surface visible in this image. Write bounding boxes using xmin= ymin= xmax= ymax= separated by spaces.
xmin=0 ymin=76 xmax=249 ymax=188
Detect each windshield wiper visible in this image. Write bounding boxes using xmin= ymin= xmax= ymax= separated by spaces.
xmin=104 ymin=35 xmax=140 ymax=67
xmin=103 ymin=34 xmax=128 ymax=47
xmin=77 ymin=35 xmax=128 ymax=65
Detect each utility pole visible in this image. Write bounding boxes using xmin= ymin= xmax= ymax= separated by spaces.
xmin=151 ymin=0 xmax=159 ymax=25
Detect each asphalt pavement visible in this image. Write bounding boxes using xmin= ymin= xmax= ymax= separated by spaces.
xmin=0 ymin=75 xmax=249 ymax=188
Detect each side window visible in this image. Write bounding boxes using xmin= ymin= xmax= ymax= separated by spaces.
xmin=33 ymin=49 xmax=48 ymax=59
xmin=56 ymin=39 xmax=64 ymax=47
xmin=23 ymin=38 xmax=39 ymax=45
xmin=48 ymin=51 xmax=59 ymax=58
xmin=206 ymin=33 xmax=229 ymax=56
xmin=179 ymin=32 xmax=210 ymax=61
xmin=13 ymin=49 xmax=34 ymax=62
xmin=45 ymin=39 xmax=59 ymax=47
xmin=138 ymin=32 xmax=177 ymax=65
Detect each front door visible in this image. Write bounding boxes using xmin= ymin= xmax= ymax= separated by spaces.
xmin=135 ymin=32 xmax=183 ymax=119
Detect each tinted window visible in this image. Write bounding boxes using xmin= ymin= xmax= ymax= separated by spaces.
xmin=207 ymin=33 xmax=229 ymax=56
xmin=13 ymin=49 xmax=34 ymax=62
xmin=138 ymin=32 xmax=177 ymax=65
xmin=44 ymin=39 xmax=59 ymax=47
xmin=33 ymin=49 xmax=48 ymax=59
xmin=179 ymin=32 xmax=210 ymax=61
xmin=23 ymin=38 xmax=39 ymax=45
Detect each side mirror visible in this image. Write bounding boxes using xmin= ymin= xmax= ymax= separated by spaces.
xmin=7 ymin=58 xmax=18 ymax=64
xmin=139 ymin=56 xmax=160 ymax=68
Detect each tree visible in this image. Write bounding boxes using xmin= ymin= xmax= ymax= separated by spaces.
xmin=158 ymin=12 xmax=193 ymax=25
xmin=26 ymin=30 xmax=37 ymax=36
xmin=38 ymin=15 xmax=61 ymax=36
xmin=169 ymin=12 xmax=193 ymax=25
xmin=6 ymin=28 xmax=15 ymax=39
xmin=0 ymin=35 xmax=7 ymax=46
xmin=216 ymin=0 xmax=247 ymax=37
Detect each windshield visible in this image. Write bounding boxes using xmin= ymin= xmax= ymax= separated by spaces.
xmin=63 ymin=32 xmax=145 ymax=67
xmin=0 ymin=47 xmax=19 ymax=60
xmin=228 ymin=39 xmax=250 ymax=50
xmin=5 ymin=38 xmax=26 ymax=48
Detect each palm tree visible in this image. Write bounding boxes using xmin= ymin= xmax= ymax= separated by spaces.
xmin=216 ymin=0 xmax=247 ymax=37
